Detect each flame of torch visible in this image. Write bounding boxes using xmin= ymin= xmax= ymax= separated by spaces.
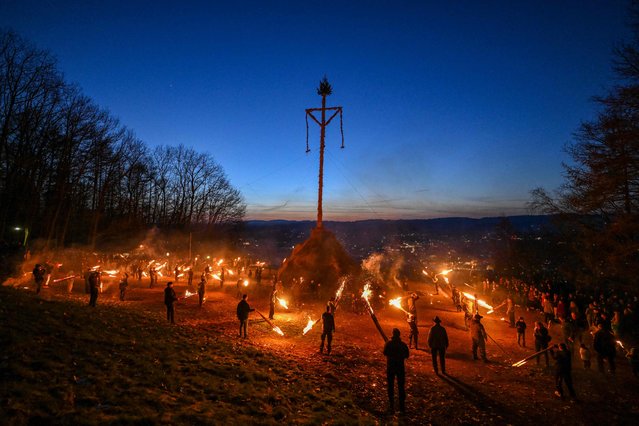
xmin=243 ymin=280 xmax=249 ymax=287
xmin=303 ymin=317 xmax=318 ymax=335
xmin=226 ymin=269 xmax=235 ymax=276
xmin=184 ymin=290 xmax=195 ymax=298
xmin=277 ymin=298 xmax=289 ymax=310
xmin=335 ymin=278 xmax=347 ymax=303
xmin=217 ymin=259 xmax=224 ymax=266
xmin=361 ymin=283 xmax=374 ymax=313
xmin=212 ymin=274 xmax=221 ymax=281
xmin=389 ymin=297 xmax=409 ymax=314
xmin=462 ymin=291 xmax=494 ymax=311
xmin=272 ymin=325 xmax=285 ymax=336
xmin=617 ymin=340 xmax=625 ymax=350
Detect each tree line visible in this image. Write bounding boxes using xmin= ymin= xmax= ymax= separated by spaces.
xmin=530 ymin=3 xmax=639 ymax=290
xmin=0 ymin=30 xmax=245 ymax=248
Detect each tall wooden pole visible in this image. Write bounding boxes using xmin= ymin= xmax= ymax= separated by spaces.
xmin=305 ymin=77 xmax=344 ymax=231
xmin=317 ymin=93 xmax=327 ymax=229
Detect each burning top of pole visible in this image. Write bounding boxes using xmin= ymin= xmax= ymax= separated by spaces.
xmin=361 ymin=283 xmax=374 ymax=313
xmin=388 ymin=297 xmax=409 ymax=314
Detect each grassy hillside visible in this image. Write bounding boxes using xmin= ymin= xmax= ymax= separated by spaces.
xmin=0 ymin=287 xmax=369 ymax=425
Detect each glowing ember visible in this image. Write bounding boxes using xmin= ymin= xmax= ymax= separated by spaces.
xmin=277 ymin=298 xmax=289 ymax=309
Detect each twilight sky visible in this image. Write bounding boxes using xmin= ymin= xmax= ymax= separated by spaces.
xmin=0 ymin=1 xmax=631 ymax=221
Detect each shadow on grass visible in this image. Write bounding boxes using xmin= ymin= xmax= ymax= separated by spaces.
xmin=438 ymin=373 xmax=524 ymax=424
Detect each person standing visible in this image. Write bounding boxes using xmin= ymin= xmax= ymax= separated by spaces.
xmin=383 ymin=328 xmax=409 ymax=414
xmin=236 ymin=294 xmax=254 ymax=338
xmin=469 ymin=314 xmax=488 ymax=361
xmin=269 ymin=285 xmax=277 ymax=320
xmin=534 ymin=321 xmax=551 ymax=367
xmin=320 ymin=306 xmax=335 ymax=355
xmin=149 ymin=267 xmax=157 ymax=288
xmin=593 ymin=323 xmax=617 ymax=373
xmin=516 ymin=316 xmax=527 ymax=347
xmin=197 ymin=277 xmax=206 ymax=307
xmin=187 ymin=268 xmax=194 ymax=289
xmin=88 ymin=270 xmax=100 ymax=307
xmin=164 ymin=281 xmax=178 ymax=324
xmin=427 ymin=316 xmax=449 ymax=374
xmin=550 ymin=343 xmax=577 ymax=400
xmin=119 ymin=273 xmax=129 ymax=301
xmin=407 ymin=313 xmax=419 ymax=349
xmin=32 ymin=264 xmax=45 ymax=295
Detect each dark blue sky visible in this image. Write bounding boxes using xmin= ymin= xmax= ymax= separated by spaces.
xmin=1 ymin=1 xmax=631 ymax=220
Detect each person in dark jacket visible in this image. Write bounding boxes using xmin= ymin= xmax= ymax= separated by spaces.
xmin=88 ymin=271 xmax=100 ymax=307
xmin=164 ymin=281 xmax=178 ymax=324
xmin=320 ymin=306 xmax=336 ymax=355
xmin=469 ymin=314 xmax=488 ymax=361
xmin=593 ymin=323 xmax=617 ymax=373
xmin=427 ymin=316 xmax=449 ymax=374
xmin=550 ymin=343 xmax=576 ymax=400
xmin=383 ymin=328 xmax=409 ymax=414
xmin=534 ymin=321 xmax=551 ymax=366
xmin=197 ymin=277 xmax=206 ymax=307
xmin=236 ymin=294 xmax=254 ymax=338
xmin=516 ymin=316 xmax=527 ymax=347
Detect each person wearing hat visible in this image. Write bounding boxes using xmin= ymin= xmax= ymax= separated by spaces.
xmin=383 ymin=328 xmax=409 ymax=414
xmin=469 ymin=313 xmax=488 ymax=361
xmin=427 ymin=316 xmax=449 ymax=374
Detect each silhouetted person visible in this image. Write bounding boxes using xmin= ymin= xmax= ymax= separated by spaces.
xmin=187 ymin=268 xmax=194 ymax=288
xmin=407 ymin=313 xmax=418 ymax=349
xmin=551 ymin=343 xmax=576 ymax=400
xmin=534 ymin=321 xmax=551 ymax=367
xmin=88 ymin=271 xmax=100 ymax=307
xmin=149 ymin=267 xmax=157 ymax=288
xmin=320 ymin=306 xmax=335 ymax=355
xmin=32 ymin=264 xmax=45 ymax=294
xmin=198 ymin=278 xmax=206 ymax=307
xmin=236 ymin=294 xmax=254 ymax=338
xmin=164 ymin=281 xmax=177 ymax=324
xmin=593 ymin=323 xmax=617 ymax=373
xmin=383 ymin=328 xmax=409 ymax=414
xmin=427 ymin=316 xmax=449 ymax=374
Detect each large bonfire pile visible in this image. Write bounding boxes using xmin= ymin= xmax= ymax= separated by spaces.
xmin=277 ymin=227 xmax=359 ymax=297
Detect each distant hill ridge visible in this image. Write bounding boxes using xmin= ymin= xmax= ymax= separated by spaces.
xmin=245 ymin=215 xmax=553 ymax=235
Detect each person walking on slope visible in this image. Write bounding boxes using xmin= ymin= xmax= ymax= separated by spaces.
xmin=384 ymin=328 xmax=409 ymax=414
xmin=550 ymin=343 xmax=577 ymax=400
xmin=427 ymin=316 xmax=449 ymax=374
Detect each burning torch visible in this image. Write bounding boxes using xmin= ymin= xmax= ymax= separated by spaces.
xmin=362 ymin=283 xmax=388 ymax=342
xmin=255 ymin=310 xmax=285 ymax=336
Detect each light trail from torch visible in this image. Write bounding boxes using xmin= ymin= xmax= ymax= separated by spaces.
xmin=512 ymin=347 xmax=554 ymax=367
xmin=255 ymin=310 xmax=285 ymax=336
xmin=52 ymin=275 xmax=77 ymax=283
xmin=486 ymin=300 xmax=506 ymax=315
xmin=389 ymin=297 xmax=409 ymax=314
xmin=461 ymin=292 xmax=493 ymax=311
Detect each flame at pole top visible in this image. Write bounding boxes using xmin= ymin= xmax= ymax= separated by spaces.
xmin=361 ymin=283 xmax=374 ymax=313
xmin=243 ymin=279 xmax=249 ymax=287
xmin=277 ymin=298 xmax=289 ymax=309
xmin=217 ymin=259 xmax=224 ymax=266
xmin=212 ymin=274 xmax=221 ymax=281
xmin=617 ymin=340 xmax=625 ymax=350
xmin=461 ymin=291 xmax=494 ymax=311
xmin=226 ymin=269 xmax=235 ymax=275
xmin=184 ymin=290 xmax=195 ymax=298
